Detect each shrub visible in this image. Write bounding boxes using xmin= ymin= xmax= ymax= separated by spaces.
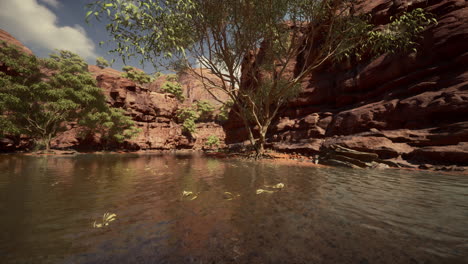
xmin=96 ymin=57 xmax=110 ymax=69
xmin=205 ymin=135 xmax=220 ymax=149
xmin=166 ymin=74 xmax=178 ymax=82
xmin=80 ymin=108 xmax=141 ymax=147
xmin=121 ymin=66 xmax=153 ymax=84
xmin=152 ymin=72 xmax=163 ymax=79
xmin=161 ymin=81 xmax=185 ymax=101
xmin=176 ymin=107 xmax=199 ymax=135
xmin=196 ymin=100 xmax=215 ymax=120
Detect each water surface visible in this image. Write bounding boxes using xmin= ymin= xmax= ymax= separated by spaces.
xmin=0 ymin=153 xmax=467 ymax=263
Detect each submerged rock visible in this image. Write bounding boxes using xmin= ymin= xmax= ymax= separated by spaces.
xmin=320 ymin=144 xmax=397 ymax=169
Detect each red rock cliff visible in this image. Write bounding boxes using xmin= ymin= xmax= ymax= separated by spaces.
xmin=0 ymin=31 xmax=225 ymax=151
xmin=225 ymin=0 xmax=468 ymax=168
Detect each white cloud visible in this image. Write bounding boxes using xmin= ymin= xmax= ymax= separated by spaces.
xmin=40 ymin=0 xmax=60 ymax=8
xmin=0 ymin=0 xmax=97 ymax=59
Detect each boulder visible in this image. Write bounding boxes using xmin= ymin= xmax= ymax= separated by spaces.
xmin=405 ymin=142 xmax=468 ymax=165
xmin=322 ymin=136 xmax=414 ymax=159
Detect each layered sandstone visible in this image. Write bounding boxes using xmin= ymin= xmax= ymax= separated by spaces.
xmin=225 ymin=0 xmax=468 ymax=169
xmin=52 ymin=66 xmax=227 ymax=151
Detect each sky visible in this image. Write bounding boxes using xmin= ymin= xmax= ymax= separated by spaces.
xmin=0 ymin=0 xmax=156 ymax=73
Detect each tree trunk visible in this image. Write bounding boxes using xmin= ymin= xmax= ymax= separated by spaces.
xmin=45 ymin=133 xmax=53 ymax=152
xmin=40 ymin=135 xmax=52 ymax=152
xmin=255 ymin=127 xmax=267 ymax=159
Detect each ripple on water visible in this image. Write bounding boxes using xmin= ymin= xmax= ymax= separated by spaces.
xmin=0 ymin=154 xmax=467 ymax=263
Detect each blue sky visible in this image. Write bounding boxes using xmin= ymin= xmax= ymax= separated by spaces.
xmin=0 ymin=0 xmax=156 ymax=73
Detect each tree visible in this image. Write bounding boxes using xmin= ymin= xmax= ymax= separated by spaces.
xmin=79 ymin=108 xmax=141 ymax=148
xmin=0 ymin=43 xmax=139 ymax=151
xmin=96 ymin=56 xmax=110 ymax=68
xmin=88 ymin=0 xmax=436 ymax=157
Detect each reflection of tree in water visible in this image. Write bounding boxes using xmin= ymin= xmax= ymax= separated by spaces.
xmin=225 ymin=163 xmax=328 ymax=263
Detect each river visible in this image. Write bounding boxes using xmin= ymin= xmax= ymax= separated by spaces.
xmin=0 ymin=153 xmax=467 ymax=263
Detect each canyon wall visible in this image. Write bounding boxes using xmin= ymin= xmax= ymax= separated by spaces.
xmin=225 ymin=0 xmax=468 ymax=168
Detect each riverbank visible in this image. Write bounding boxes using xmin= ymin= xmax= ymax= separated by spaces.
xmin=3 ymin=147 xmax=467 ymax=174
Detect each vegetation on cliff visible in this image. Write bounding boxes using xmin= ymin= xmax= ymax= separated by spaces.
xmin=161 ymin=80 xmax=185 ymax=101
xmin=96 ymin=56 xmax=110 ymax=69
xmin=176 ymin=100 xmax=215 ymax=136
xmin=88 ymin=0 xmax=436 ymax=157
xmin=121 ymin=65 xmax=153 ymax=84
xmin=0 ymin=42 xmax=139 ymax=151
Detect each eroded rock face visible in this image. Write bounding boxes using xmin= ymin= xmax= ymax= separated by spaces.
xmin=225 ymin=0 xmax=468 ymax=168
xmin=51 ymin=66 xmax=226 ymax=151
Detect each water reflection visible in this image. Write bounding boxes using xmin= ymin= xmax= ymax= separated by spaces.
xmin=0 ymin=154 xmax=467 ymax=264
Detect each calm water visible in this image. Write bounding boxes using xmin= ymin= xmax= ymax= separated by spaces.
xmin=0 ymin=153 xmax=467 ymax=264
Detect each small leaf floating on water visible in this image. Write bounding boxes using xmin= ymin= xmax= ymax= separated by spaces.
xmin=264 ymin=182 xmax=285 ymax=189
xmin=272 ymin=183 xmax=284 ymax=189
xmin=93 ymin=212 xmax=117 ymax=228
xmin=223 ymin=191 xmax=240 ymax=200
xmin=223 ymin=191 xmax=233 ymax=200
xmin=256 ymin=189 xmax=274 ymax=194
xmin=182 ymin=191 xmax=193 ymax=197
xmin=182 ymin=191 xmax=199 ymax=200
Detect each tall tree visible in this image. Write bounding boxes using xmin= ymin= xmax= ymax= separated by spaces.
xmin=88 ymin=0 xmax=436 ymax=156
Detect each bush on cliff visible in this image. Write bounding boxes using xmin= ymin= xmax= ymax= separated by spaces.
xmin=0 ymin=43 xmax=139 ymax=151
xmin=161 ymin=81 xmax=185 ymax=101
xmin=122 ymin=66 xmax=153 ymax=84
xmin=89 ymin=0 xmax=436 ymax=157
xmin=96 ymin=56 xmax=110 ymax=69
xmin=176 ymin=106 xmax=200 ymax=135
xmin=195 ymin=100 xmax=215 ymax=121
xmin=205 ymin=135 xmax=220 ymax=149
xmin=176 ymin=100 xmax=216 ymax=136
